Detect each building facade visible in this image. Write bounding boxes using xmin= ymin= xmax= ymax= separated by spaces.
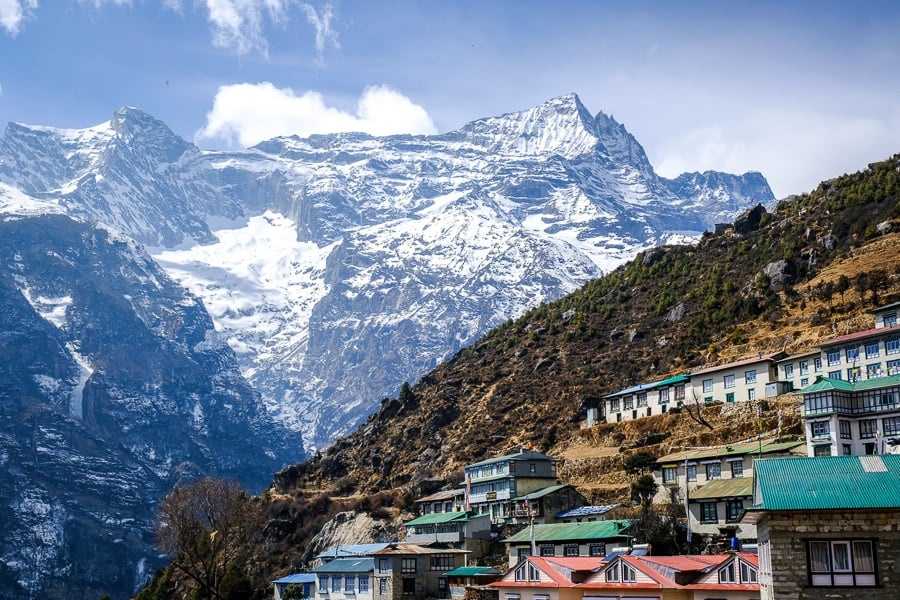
xmin=603 ymin=375 xmax=689 ymax=424
xmin=372 ymin=544 xmax=468 ymax=600
xmin=465 ymin=450 xmax=560 ymax=523
xmin=501 ymin=520 xmax=632 ymax=568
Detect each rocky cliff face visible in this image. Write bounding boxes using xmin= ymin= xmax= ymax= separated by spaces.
xmin=0 ymin=210 xmax=296 ymax=599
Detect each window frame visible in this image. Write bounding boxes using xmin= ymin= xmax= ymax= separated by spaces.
xmin=400 ymin=558 xmax=416 ymax=574
xmin=700 ymin=501 xmax=718 ymax=524
xmin=807 ymin=538 xmax=877 ymax=587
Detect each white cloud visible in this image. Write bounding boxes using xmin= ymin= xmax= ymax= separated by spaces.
xmin=653 ymin=108 xmax=900 ymax=198
xmin=0 ymin=0 xmax=37 ymax=36
xmin=300 ymin=1 xmax=337 ymax=64
xmin=197 ymin=83 xmax=438 ymax=147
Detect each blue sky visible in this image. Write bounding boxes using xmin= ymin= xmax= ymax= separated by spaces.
xmin=1 ymin=1 xmax=899 ymax=198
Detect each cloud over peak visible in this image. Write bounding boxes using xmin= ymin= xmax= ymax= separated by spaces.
xmin=197 ymin=83 xmax=438 ymax=147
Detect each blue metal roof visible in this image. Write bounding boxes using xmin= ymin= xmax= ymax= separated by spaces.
xmin=315 ymin=543 xmax=389 ymax=559
xmin=311 ymin=558 xmax=374 ymax=574
xmin=273 ymin=573 xmax=316 ymax=584
xmin=556 ymin=504 xmax=619 ymax=519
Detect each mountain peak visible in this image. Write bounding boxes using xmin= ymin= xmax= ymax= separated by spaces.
xmin=109 ymin=106 xmax=194 ymax=162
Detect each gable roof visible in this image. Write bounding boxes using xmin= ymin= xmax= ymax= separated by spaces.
xmin=556 ymin=504 xmax=619 ymax=519
xmin=579 ymin=553 xmax=760 ymax=591
xmin=273 ymin=573 xmax=317 ymax=585
xmin=604 ymin=374 xmax=690 ymax=399
xmin=818 ymin=325 xmax=900 ymax=348
xmin=689 ymin=352 xmax=784 ymax=377
xmin=798 ymin=374 xmax=900 ymax=395
xmin=744 ymin=455 xmax=900 ymax=520
xmin=657 ymin=439 xmax=805 ymax=464
xmin=405 ymin=510 xmax=477 ymax=526
xmin=315 ymin=543 xmax=389 ymax=559
xmin=492 ymin=556 xmax=603 ymax=589
xmin=513 ymin=484 xmax=571 ymax=501
xmin=467 ymin=449 xmax=555 ymax=469
xmin=689 ymin=477 xmax=754 ymax=500
xmin=502 ymin=520 xmax=630 ymax=543
xmin=310 ymin=558 xmax=374 ymax=574
xmin=415 ymin=488 xmax=464 ymax=503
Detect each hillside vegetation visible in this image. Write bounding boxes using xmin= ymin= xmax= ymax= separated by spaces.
xmin=139 ymin=155 xmax=900 ymax=599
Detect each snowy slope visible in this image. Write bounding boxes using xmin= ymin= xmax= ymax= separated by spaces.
xmin=0 ymin=93 xmax=775 ymax=453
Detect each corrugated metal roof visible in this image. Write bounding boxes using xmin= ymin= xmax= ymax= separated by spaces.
xmin=689 ymin=352 xmax=784 ymax=377
xmin=818 ymin=325 xmax=899 ymax=348
xmin=315 ymin=543 xmax=389 ymax=559
xmin=797 ymin=376 xmax=855 ymax=394
xmin=405 ymin=510 xmax=474 ymax=526
xmin=273 ymin=573 xmax=316 ymax=584
xmin=556 ymin=504 xmax=619 ymax=519
xmin=872 ymin=300 xmax=900 ymax=314
xmin=311 ymin=558 xmax=374 ymax=574
xmin=604 ymin=374 xmax=690 ymax=399
xmin=512 ymin=484 xmax=570 ymax=501
xmin=372 ymin=543 xmax=469 ymax=555
xmin=466 ymin=449 xmax=555 ymax=468
xmin=689 ymin=477 xmax=753 ymax=500
xmin=752 ymin=455 xmax=900 ymax=511
xmin=502 ymin=520 xmax=631 ymax=543
xmin=415 ymin=488 xmax=464 ymax=503
xmin=658 ymin=439 xmax=805 ymax=464
xmin=444 ymin=566 xmax=502 ymax=577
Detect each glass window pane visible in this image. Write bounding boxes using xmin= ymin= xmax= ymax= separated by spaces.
xmin=809 ymin=541 xmax=830 ymax=573
xmin=832 ymin=542 xmax=851 ymax=572
xmin=853 ymin=541 xmax=874 ymax=572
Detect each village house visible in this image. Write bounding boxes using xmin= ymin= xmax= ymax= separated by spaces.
xmin=371 ymin=543 xmax=469 ymax=600
xmin=798 ymin=374 xmax=900 ymax=456
xmin=444 ymin=566 xmax=502 ymax=600
xmin=578 ymin=552 xmax=760 ymax=599
xmin=501 ymin=521 xmax=632 ymax=567
xmin=654 ymin=439 xmax=805 ymax=546
xmin=313 ymin=558 xmax=374 ymax=600
xmin=465 ymin=449 xmax=560 ymax=523
xmin=775 ymin=350 xmax=822 ymax=392
xmin=415 ymin=488 xmax=467 ymax=515
xmin=273 ymin=573 xmax=316 ymax=600
xmin=687 ymin=353 xmax=783 ymax=407
xmin=742 ymin=454 xmax=900 ymax=599
xmin=403 ymin=510 xmax=492 ymax=558
xmin=603 ymin=375 xmax=689 ymax=423
xmin=509 ymin=484 xmax=589 ymax=525
xmin=491 ymin=555 xmax=603 ymax=600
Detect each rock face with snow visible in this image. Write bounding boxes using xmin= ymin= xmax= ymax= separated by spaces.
xmin=0 ymin=205 xmax=296 ymax=599
xmin=0 ymin=95 xmax=774 ymax=459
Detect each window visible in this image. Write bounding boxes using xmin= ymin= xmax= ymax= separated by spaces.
xmin=719 ymin=562 xmax=736 ymax=583
xmin=784 ymin=364 xmax=794 ymax=378
xmin=846 ymin=347 xmax=860 ymax=362
xmin=839 ymin=420 xmax=852 ymax=439
xmin=539 ymin=545 xmax=555 ymax=557
xmin=801 ymin=377 xmax=809 ymax=387
xmin=514 ymin=563 xmax=540 ymax=582
xmin=725 ymin=392 xmax=735 ymax=403
xmin=827 ymin=350 xmax=841 ymax=367
xmin=847 ymin=367 xmax=861 ymax=382
xmin=740 ymin=560 xmax=758 ymax=584
xmin=610 ymin=398 xmax=620 ymax=412
xmin=401 ymin=558 xmax=416 ymax=574
xmin=745 ymin=369 xmax=757 ymax=384
xmin=700 ymin=502 xmax=718 ymax=523
xmin=378 ymin=558 xmax=389 ymax=574
xmin=867 ymin=363 xmax=883 ymax=379
xmin=810 ymin=421 xmax=830 ymax=438
xmin=884 ymin=416 xmax=900 ymax=436
xmin=564 ymin=544 xmax=579 ymax=557
xmin=814 ymin=444 xmax=832 ymax=457
xmin=662 ymin=466 xmax=677 ymax=484
xmin=865 ymin=342 xmax=880 ymax=359
xmin=889 ymin=359 xmax=900 ymax=376
xmin=605 ymin=562 xmax=619 ymax=582
xmin=828 ymin=370 xmax=842 ymax=380
xmin=703 ymin=379 xmax=713 ymax=393
xmin=881 ymin=392 xmax=897 ymax=406
xmin=800 ymin=360 xmax=810 ymax=376
xmin=319 ymin=576 xmax=329 ymax=594
xmin=686 ymin=464 xmax=697 ymax=481
xmin=887 ymin=337 xmax=900 ymax=355
xmin=402 ymin=578 xmax=416 ymax=596
xmin=332 ymin=577 xmax=342 ymax=593
xmin=704 ymin=396 xmax=713 ymax=404
xmin=724 ymin=374 xmax=735 ymax=389
xmin=814 ymin=357 xmax=823 ymax=372
xmin=529 ymin=463 xmax=536 ymax=473
xmin=731 ymin=461 xmax=744 ymax=478
xmin=726 ymin=500 xmax=743 ymax=523
xmin=624 ymin=396 xmax=634 ymax=410
xmin=658 ymin=388 xmax=669 ymax=404
xmin=358 ymin=577 xmax=369 ymax=593
xmin=674 ymin=384 xmax=685 ymax=401
xmin=604 ymin=561 xmax=635 ymax=582
xmin=843 ymin=444 xmax=852 ymax=455
xmin=430 ymin=555 xmax=453 ymax=571
xmin=706 ymin=463 xmax=721 ymax=479
xmin=885 ymin=312 xmax=898 ymax=327
xmin=345 ymin=576 xmax=355 ymax=594
xmin=637 ymin=392 xmax=647 ymax=407
xmin=808 ymin=539 xmax=877 ymax=587
xmin=621 ymin=563 xmax=636 ymax=583
xmin=378 ymin=579 xmax=387 ymax=595
xmin=588 ymin=543 xmax=605 ymax=557
xmin=438 ymin=578 xmax=447 ymax=594
xmin=859 ymin=419 xmax=878 ymax=439
xmin=748 ymin=388 xmax=756 ymax=401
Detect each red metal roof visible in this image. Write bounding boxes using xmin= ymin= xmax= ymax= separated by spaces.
xmin=818 ymin=325 xmax=900 ymax=348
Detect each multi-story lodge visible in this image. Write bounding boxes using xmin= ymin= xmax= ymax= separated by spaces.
xmin=464 ymin=449 xmax=559 ymax=523
xmin=654 ymin=439 xmax=806 ymax=544
xmin=603 ymin=375 xmax=689 ymax=423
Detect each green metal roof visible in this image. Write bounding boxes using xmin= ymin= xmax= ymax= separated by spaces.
xmin=310 ymin=558 xmax=374 ymax=574
xmin=657 ymin=439 xmax=805 ymax=464
xmin=798 ymin=374 xmax=900 ymax=395
xmin=751 ymin=455 xmax=900 ymax=511
xmin=502 ymin=520 xmax=631 ymax=543
xmin=604 ymin=374 xmax=690 ymax=399
xmin=405 ymin=510 xmax=474 ymax=526
xmin=689 ymin=477 xmax=753 ymax=500
xmin=512 ymin=484 xmax=570 ymax=501
xmin=444 ymin=566 xmax=501 ymax=577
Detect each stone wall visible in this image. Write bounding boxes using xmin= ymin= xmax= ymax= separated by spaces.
xmin=758 ymin=509 xmax=900 ymax=599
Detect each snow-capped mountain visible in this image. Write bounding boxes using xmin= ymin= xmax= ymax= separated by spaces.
xmin=0 ymin=94 xmax=774 ymax=457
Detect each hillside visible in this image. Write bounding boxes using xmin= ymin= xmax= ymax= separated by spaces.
xmin=139 ymin=154 xmax=900 ymax=598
